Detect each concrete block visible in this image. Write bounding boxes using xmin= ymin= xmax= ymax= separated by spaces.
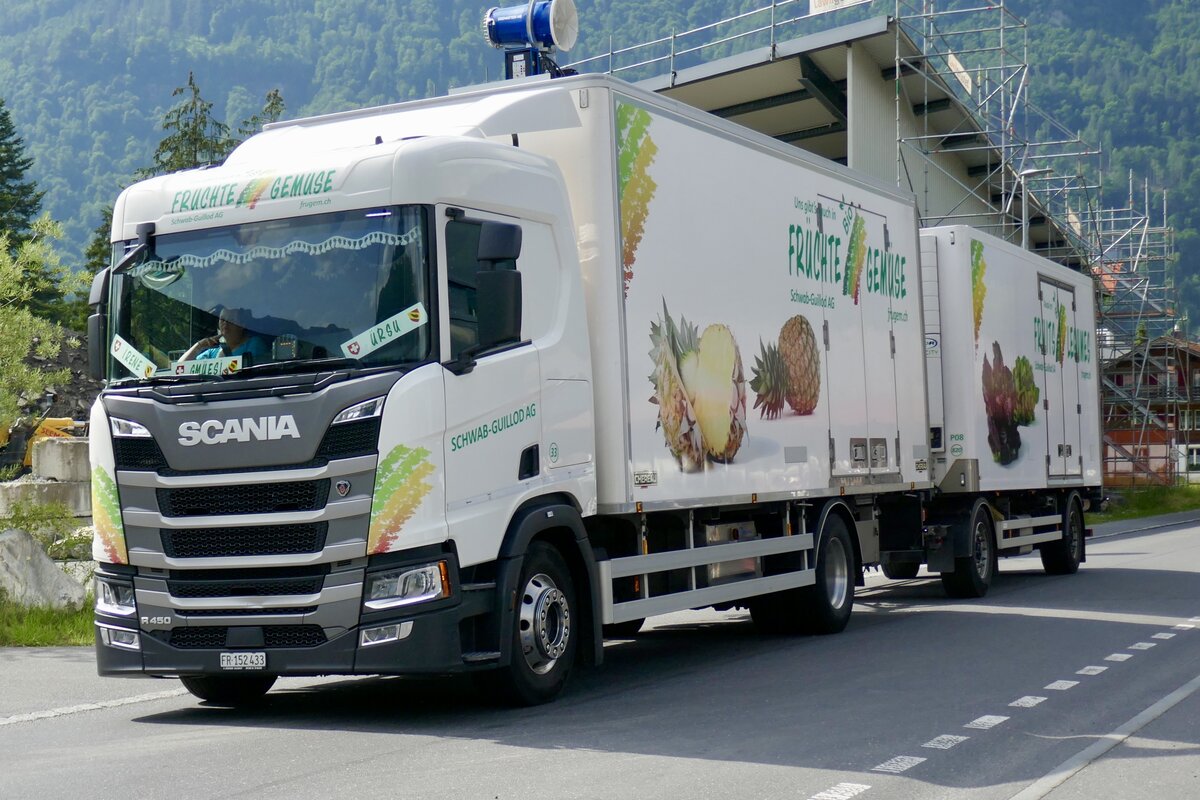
xmin=0 ymin=479 xmax=91 ymax=517
xmin=32 ymin=437 xmax=91 ymax=482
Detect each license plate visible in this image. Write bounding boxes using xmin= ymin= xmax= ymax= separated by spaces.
xmin=219 ymin=652 xmax=266 ymax=670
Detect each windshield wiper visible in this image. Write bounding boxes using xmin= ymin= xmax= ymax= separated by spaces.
xmin=236 ymin=357 xmax=363 ymax=378
xmin=111 ymin=372 xmax=213 ymax=387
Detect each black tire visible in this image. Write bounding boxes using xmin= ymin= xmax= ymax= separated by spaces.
xmin=801 ymin=513 xmax=856 ymax=634
xmin=1040 ymin=495 xmax=1084 ymax=575
xmin=180 ymin=675 xmax=276 ymax=707
xmin=485 ymin=542 xmax=577 ymax=706
xmin=602 ymin=618 xmax=645 ymax=638
xmin=940 ymin=501 xmax=997 ymax=598
xmin=882 ymin=561 xmax=921 ymax=580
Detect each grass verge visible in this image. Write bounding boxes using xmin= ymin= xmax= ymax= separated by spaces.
xmin=0 ymin=597 xmax=94 ymax=646
xmin=1087 ymin=484 xmax=1200 ymax=524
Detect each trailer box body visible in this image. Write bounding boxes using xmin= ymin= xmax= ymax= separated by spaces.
xmin=920 ymin=226 xmax=1101 ymax=493
xmin=520 ymin=86 xmax=929 ymax=511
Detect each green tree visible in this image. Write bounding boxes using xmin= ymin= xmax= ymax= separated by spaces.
xmin=145 ymin=71 xmax=236 ymax=178
xmin=0 ymin=217 xmax=83 ymax=432
xmin=0 ymin=95 xmax=43 ymax=249
xmin=237 ymin=88 xmax=286 ymax=139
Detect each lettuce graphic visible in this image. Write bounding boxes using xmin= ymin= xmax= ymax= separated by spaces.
xmin=616 ymin=103 xmax=658 ymax=298
xmin=368 ymin=445 xmax=435 ymax=554
xmin=1013 ymin=355 xmax=1039 ymax=425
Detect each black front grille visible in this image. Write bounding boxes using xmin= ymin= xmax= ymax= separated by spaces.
xmin=176 ymin=607 xmax=317 ymax=617
xmin=168 ymin=627 xmax=228 ymax=649
xmin=169 ymin=575 xmax=325 ymax=598
xmin=161 ymin=522 xmax=328 ymax=558
xmin=157 ymin=481 xmax=330 ymax=517
xmin=317 ymin=418 xmax=380 ymax=459
xmin=265 ymin=625 xmax=327 ymax=648
xmin=168 ymin=625 xmax=327 ymax=649
xmin=113 ymin=438 xmax=166 ymax=471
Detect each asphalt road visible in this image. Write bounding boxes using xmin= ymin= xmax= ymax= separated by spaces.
xmin=3 ymin=513 xmax=1199 ymax=800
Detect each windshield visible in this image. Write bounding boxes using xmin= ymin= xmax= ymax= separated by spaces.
xmin=108 ymin=206 xmax=431 ymax=381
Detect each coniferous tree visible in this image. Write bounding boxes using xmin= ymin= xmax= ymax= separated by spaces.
xmin=144 ymin=71 xmax=235 ymax=178
xmin=0 ymin=95 xmax=44 ymax=249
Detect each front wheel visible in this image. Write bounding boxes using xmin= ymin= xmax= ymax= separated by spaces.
xmin=801 ymin=513 xmax=856 ymax=634
xmin=484 ymin=542 xmax=577 ymax=706
xmin=1040 ymin=495 xmax=1084 ymax=575
xmin=180 ymin=675 xmax=276 ymax=707
xmin=941 ymin=501 xmax=996 ymax=598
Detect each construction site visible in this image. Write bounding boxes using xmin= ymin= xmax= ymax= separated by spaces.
xmin=569 ymin=0 xmax=1183 ymax=486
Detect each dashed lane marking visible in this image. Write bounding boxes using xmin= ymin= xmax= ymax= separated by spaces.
xmin=872 ymin=756 xmax=926 ymax=774
xmin=923 ymin=735 xmax=970 ymax=750
xmin=809 ymin=783 xmax=871 ymax=800
xmin=1128 ymin=642 xmax=1156 ymax=650
xmin=1008 ymin=671 xmax=1200 ymax=800
xmin=965 ymin=715 xmax=1010 ymax=730
xmin=1104 ymin=653 xmax=1133 ymax=662
xmin=1044 ymin=680 xmax=1079 ymax=691
xmin=1010 ymin=696 xmax=1047 ymax=708
xmin=1173 ymin=624 xmax=1194 ymax=631
xmin=1152 ymin=632 xmax=1176 ymax=640
xmin=1077 ymin=666 xmax=1108 ymax=676
xmin=0 ymin=689 xmax=188 ymax=726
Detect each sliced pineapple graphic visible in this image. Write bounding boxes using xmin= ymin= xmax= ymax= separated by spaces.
xmin=649 ymin=301 xmax=747 ymax=470
xmin=751 ymin=314 xmax=821 ymax=417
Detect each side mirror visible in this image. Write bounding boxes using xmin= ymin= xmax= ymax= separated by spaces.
xmin=88 ymin=268 xmax=110 ymax=307
xmin=476 ymin=269 xmax=522 ymax=348
xmin=477 ymin=222 xmax=522 ymax=263
xmin=87 ymin=313 xmax=107 ymax=381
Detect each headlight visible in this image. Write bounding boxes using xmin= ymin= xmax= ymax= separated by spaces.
xmin=110 ymin=417 xmax=151 ymax=438
xmin=332 ymin=396 xmax=385 ymax=425
xmin=95 ymin=579 xmax=136 ymax=616
xmin=365 ymin=562 xmax=449 ymax=610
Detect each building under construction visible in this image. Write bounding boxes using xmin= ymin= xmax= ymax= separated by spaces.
xmin=570 ymin=0 xmax=1181 ymax=485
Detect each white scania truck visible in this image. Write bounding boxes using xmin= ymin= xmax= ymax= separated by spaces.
xmin=87 ymin=73 xmax=1101 ymax=706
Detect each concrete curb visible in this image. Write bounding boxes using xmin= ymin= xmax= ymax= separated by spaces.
xmin=1089 ymin=509 xmax=1200 ymax=540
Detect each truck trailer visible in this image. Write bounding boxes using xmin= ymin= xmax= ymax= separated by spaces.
xmin=87 ymin=73 xmax=1100 ymax=706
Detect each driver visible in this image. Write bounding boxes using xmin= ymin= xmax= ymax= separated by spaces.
xmin=180 ymin=306 xmax=270 ymax=362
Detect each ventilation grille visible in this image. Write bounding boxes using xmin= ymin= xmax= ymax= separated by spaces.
xmin=167 ymin=625 xmax=327 ymax=649
xmin=157 ymin=481 xmax=330 ymax=517
xmin=168 ymin=575 xmax=325 ymax=598
xmin=161 ymin=522 xmax=329 ymax=558
xmin=113 ymin=438 xmax=166 ymax=471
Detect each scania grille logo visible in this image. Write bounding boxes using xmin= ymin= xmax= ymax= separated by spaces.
xmin=335 ymin=480 xmax=351 ymax=497
xmin=177 ymin=415 xmax=301 ymax=446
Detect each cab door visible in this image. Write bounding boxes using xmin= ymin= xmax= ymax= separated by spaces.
xmin=438 ymin=207 xmax=542 ymax=563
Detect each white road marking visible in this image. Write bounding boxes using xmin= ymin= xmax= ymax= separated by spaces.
xmin=1077 ymin=666 xmax=1108 ymax=676
xmin=872 ymin=755 xmax=926 ymax=773
xmin=0 ymin=689 xmax=187 ymax=726
xmin=1128 ymin=642 xmax=1156 ymax=650
xmin=1173 ymin=624 xmax=1194 ymax=631
xmin=923 ymin=734 xmax=970 ymax=750
xmin=1010 ymin=696 xmax=1047 ymax=708
xmin=1152 ymin=632 xmax=1176 ymax=640
xmin=965 ymin=715 xmax=1010 ymax=730
xmin=1104 ymin=653 xmax=1133 ymax=662
xmin=1007 ymin=671 xmax=1200 ymax=800
xmin=1044 ymin=680 xmax=1079 ymax=691
xmin=809 ymin=782 xmax=871 ymax=799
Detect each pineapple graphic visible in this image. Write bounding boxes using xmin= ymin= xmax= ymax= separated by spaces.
xmin=616 ymin=103 xmax=658 ymax=298
xmin=368 ymin=445 xmax=436 ymax=554
xmin=750 ymin=314 xmax=821 ymax=418
xmin=91 ymin=466 xmax=127 ymax=564
xmin=649 ymin=301 xmax=747 ymax=470
xmin=971 ymin=239 xmax=987 ymax=347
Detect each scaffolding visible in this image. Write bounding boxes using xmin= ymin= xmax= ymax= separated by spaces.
xmin=567 ymin=0 xmax=1179 ymax=483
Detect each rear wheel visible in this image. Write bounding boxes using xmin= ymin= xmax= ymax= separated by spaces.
xmin=180 ymin=675 xmax=276 ymax=707
xmin=801 ymin=514 xmax=856 ymax=634
xmin=941 ymin=501 xmax=996 ymax=598
xmin=484 ymin=542 xmax=577 ymax=706
xmin=1040 ymin=495 xmax=1084 ymax=575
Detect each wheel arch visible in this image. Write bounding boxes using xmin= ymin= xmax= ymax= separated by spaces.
xmin=495 ymin=493 xmax=603 ymax=669
xmin=813 ymin=499 xmax=862 ymax=579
